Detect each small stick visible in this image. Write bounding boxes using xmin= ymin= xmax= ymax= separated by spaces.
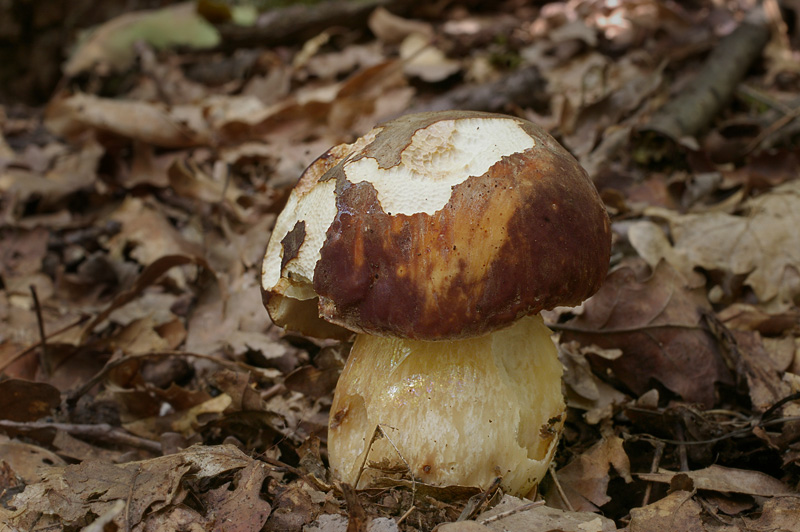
xmin=641 ymin=440 xmax=665 ymax=507
xmin=29 ymin=285 xmax=51 ymax=377
xmin=0 ymin=420 xmax=161 ymax=453
xmin=479 ymin=500 xmax=545 ymax=525
xmin=396 ymin=505 xmax=416 ymax=526
xmin=549 ymin=463 xmax=574 ymax=512
xmin=457 ymin=476 xmax=501 ymax=521
xmin=674 ymin=423 xmax=689 ymax=472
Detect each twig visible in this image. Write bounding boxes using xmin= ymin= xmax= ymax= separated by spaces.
xmin=674 ymin=423 xmax=689 ymax=472
xmin=457 ymin=476 xmax=501 ymax=521
xmin=479 ymin=500 xmax=545 ymax=525
xmin=29 ymin=285 xmax=51 ymax=377
xmin=635 ymin=10 xmax=770 ymax=156
xmin=0 ymin=420 xmax=161 ymax=453
xmin=641 ymin=440 xmax=665 ymax=507
xmin=0 ymin=314 xmax=89 ymax=373
xmin=396 ymin=505 xmax=416 ymax=526
xmin=744 ymin=103 xmax=800 ymax=154
xmin=548 ymin=463 xmax=574 ymax=512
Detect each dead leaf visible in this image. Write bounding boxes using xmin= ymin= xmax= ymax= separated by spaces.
xmin=64 ymin=2 xmax=220 ymax=77
xmin=265 ymin=481 xmax=320 ymax=532
xmin=7 ymin=444 xmax=253 ymax=529
xmin=637 ymin=464 xmax=793 ymax=497
xmin=203 ymin=461 xmax=272 ymax=532
xmin=562 ymin=261 xmax=733 ymax=407
xmin=368 ymin=7 xmax=433 ymax=45
xmin=547 ymin=435 xmax=632 ymax=511
xmin=79 ymin=253 xmax=214 ymax=343
xmin=627 ymin=490 xmax=704 ymax=532
xmin=731 ymin=329 xmax=792 ymax=412
xmin=0 ymin=439 xmax=66 ymax=483
xmin=474 ymin=494 xmax=618 ymax=531
xmin=743 ymin=496 xmax=800 ymax=531
xmin=559 ymin=342 xmax=628 ymax=425
xmin=123 ymin=393 xmax=232 ymax=439
xmin=643 ymin=180 xmax=800 ymax=312
xmin=46 ymin=93 xmax=212 ymax=148
xmin=0 ymin=379 xmax=60 ymax=422
xmin=400 ymin=33 xmax=461 ymax=82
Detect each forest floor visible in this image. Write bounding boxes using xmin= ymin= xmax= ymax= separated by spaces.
xmin=1 ymin=1 xmax=800 ymax=530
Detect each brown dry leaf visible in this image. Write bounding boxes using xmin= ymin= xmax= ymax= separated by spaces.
xmin=743 ymin=497 xmax=800 ymax=531
xmin=211 ymin=370 xmax=268 ymax=413
xmin=112 ymin=316 xmax=175 ymax=354
xmin=123 ymin=393 xmax=231 ymax=440
xmin=106 ymin=196 xmax=204 ymax=266
xmin=637 ymin=464 xmax=793 ymax=497
xmin=52 ymin=430 xmax=123 ymax=463
xmin=46 ymin=93 xmax=212 ymax=148
xmin=0 ymin=227 xmax=49 ymax=280
xmin=368 ymin=7 xmax=433 ymax=45
xmin=0 ymin=379 xmax=60 ymax=422
xmin=0 ymin=439 xmax=66 ymax=483
xmin=562 ymin=261 xmax=732 ymax=407
xmin=264 ymin=482 xmax=322 ymax=532
xmin=0 ymin=139 xmax=103 ymax=218
xmin=717 ymin=303 xmax=800 ymax=337
xmin=730 ymin=329 xmax=792 ymax=412
xmin=78 ymin=253 xmax=213 ymax=344
xmin=185 ymin=273 xmax=291 ymax=361
xmin=201 ymin=461 xmax=272 ymax=532
xmin=627 ymin=490 xmax=704 ymax=532
xmin=400 ymin=33 xmax=461 ymax=83
xmin=7 ymin=444 xmax=253 ymax=529
xmin=547 ymin=434 xmax=632 ymax=511
xmin=642 ymin=180 xmax=800 ymax=312
xmin=167 ymin=157 xmax=256 ymax=223
xmin=472 ymin=495 xmax=618 ymax=532
xmin=559 ymin=341 xmax=628 ymax=425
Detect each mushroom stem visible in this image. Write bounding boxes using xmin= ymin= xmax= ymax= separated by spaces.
xmin=327 ymin=314 xmax=565 ymax=495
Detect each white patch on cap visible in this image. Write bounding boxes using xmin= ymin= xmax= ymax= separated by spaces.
xmin=343 ymin=118 xmax=535 ymax=216
xmin=262 ymin=179 xmax=338 ymax=298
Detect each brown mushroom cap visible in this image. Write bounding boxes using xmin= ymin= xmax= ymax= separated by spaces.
xmin=262 ymin=110 xmax=611 ymax=340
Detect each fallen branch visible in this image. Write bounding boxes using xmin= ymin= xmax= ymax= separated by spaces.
xmin=635 ymin=9 xmax=770 ymax=159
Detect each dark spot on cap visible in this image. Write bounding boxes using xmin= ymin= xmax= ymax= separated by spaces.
xmin=280 ymin=220 xmax=306 ymax=272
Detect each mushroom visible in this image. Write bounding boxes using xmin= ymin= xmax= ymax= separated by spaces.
xmin=261 ymin=110 xmax=611 ymax=495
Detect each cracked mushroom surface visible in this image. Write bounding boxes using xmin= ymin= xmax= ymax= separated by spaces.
xmin=261 ymin=110 xmax=611 ymax=494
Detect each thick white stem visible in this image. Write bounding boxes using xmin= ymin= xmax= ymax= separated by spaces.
xmin=327 ymin=314 xmax=565 ymax=495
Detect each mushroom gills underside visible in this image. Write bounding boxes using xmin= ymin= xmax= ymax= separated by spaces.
xmin=327 ymin=313 xmax=565 ymax=496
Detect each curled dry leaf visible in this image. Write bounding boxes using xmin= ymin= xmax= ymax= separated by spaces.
xmin=546 ymin=435 xmax=632 ymax=512
xmin=7 ymin=444 xmax=254 ymax=529
xmin=559 ymin=342 xmax=628 ymax=425
xmin=562 ymin=261 xmax=732 ymax=407
xmin=46 ymin=93 xmax=212 ymax=148
xmin=473 ymin=495 xmax=618 ymax=532
xmin=368 ymin=7 xmax=433 ymax=45
xmin=627 ymin=490 xmax=703 ymax=532
xmin=640 ymin=180 xmax=800 ymax=312
xmin=637 ymin=464 xmax=793 ymax=497
xmin=400 ymin=33 xmax=461 ymax=82
xmin=201 ymin=461 xmax=272 ymax=532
